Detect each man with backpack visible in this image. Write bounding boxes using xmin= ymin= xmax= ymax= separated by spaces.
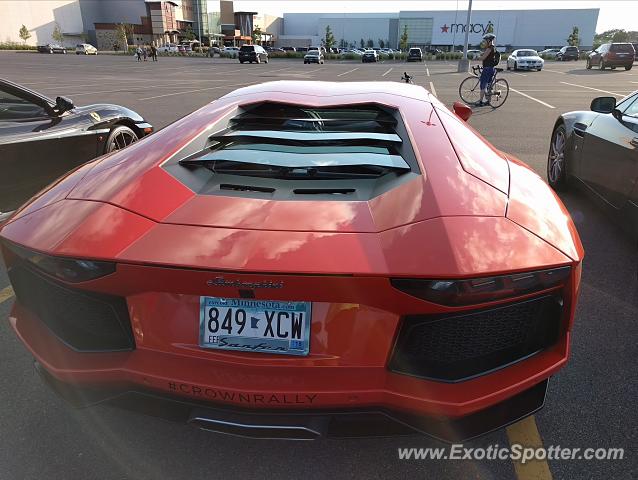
xmin=475 ymin=33 xmax=500 ymax=106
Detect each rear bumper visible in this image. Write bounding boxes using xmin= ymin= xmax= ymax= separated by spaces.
xmin=35 ymin=360 xmax=548 ymax=442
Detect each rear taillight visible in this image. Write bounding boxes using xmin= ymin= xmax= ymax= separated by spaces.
xmin=3 ymin=241 xmax=115 ymax=283
xmin=391 ymin=266 xmax=571 ymax=306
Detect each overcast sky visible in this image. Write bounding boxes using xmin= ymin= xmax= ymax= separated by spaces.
xmin=228 ymin=1 xmax=637 ymax=33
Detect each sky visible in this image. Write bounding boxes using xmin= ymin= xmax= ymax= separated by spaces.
xmin=226 ymin=1 xmax=637 ymax=33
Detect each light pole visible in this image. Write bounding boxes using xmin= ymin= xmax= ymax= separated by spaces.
xmin=195 ymin=0 xmax=203 ymax=51
xmin=457 ymin=0 xmax=473 ymax=72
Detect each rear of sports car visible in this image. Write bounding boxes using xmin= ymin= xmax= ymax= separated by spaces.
xmin=0 ymin=82 xmax=583 ymax=442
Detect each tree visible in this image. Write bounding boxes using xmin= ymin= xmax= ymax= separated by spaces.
xmin=399 ymin=25 xmax=409 ymax=51
xmin=366 ymin=38 xmax=373 ymax=48
xmin=115 ymin=23 xmax=134 ymax=51
xmin=51 ymin=22 xmax=64 ymax=44
xmin=378 ymin=39 xmax=385 ymax=48
xmin=612 ymin=30 xmax=630 ymax=42
xmin=19 ymin=25 xmax=31 ymax=44
xmin=185 ymin=25 xmax=197 ymax=41
xmin=338 ymin=38 xmax=347 ymax=49
xmin=567 ymin=26 xmax=580 ymax=47
xmin=359 ymin=38 xmax=364 ymax=49
xmin=252 ymin=25 xmax=262 ymax=44
xmin=324 ymin=25 xmax=335 ymax=50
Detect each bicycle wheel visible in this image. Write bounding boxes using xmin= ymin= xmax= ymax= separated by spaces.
xmin=488 ymin=78 xmax=509 ymax=108
xmin=459 ymin=76 xmax=481 ymax=104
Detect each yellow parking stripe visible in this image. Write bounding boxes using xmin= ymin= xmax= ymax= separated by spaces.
xmin=507 ymin=415 xmax=553 ymax=480
xmin=0 ymin=286 xmax=14 ymax=305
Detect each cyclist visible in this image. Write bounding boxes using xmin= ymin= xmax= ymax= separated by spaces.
xmin=475 ymin=33 xmax=498 ymax=106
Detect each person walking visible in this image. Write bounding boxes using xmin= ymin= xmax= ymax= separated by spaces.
xmin=135 ymin=45 xmax=142 ymax=62
xmin=142 ymin=45 xmax=148 ymax=61
xmin=150 ymin=44 xmax=158 ymax=61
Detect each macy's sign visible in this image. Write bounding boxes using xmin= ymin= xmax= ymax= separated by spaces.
xmin=440 ymin=21 xmax=494 ymax=35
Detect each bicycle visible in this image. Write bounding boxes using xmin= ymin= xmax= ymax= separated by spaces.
xmin=401 ymin=72 xmax=414 ymax=84
xmin=459 ymin=65 xmax=509 ymax=108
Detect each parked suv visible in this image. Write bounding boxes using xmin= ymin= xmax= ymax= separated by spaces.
xmin=407 ymin=47 xmax=423 ymax=62
xmin=556 ymin=46 xmax=579 ymax=61
xmin=587 ymin=43 xmax=635 ymax=70
xmin=361 ymin=50 xmax=378 ymax=62
xmin=239 ymin=45 xmax=268 ymax=64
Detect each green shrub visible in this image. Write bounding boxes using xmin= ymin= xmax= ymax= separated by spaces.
xmin=0 ymin=42 xmax=37 ymax=50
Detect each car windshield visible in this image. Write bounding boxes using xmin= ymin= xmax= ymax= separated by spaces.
xmin=610 ymin=44 xmax=634 ymax=52
xmin=240 ymin=46 xmax=254 ymax=52
xmin=307 ymin=51 xmax=319 ymax=56
xmin=517 ymin=50 xmax=538 ymax=57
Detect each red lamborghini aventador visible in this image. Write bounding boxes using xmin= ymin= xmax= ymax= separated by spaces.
xmin=0 ymin=81 xmax=583 ymax=442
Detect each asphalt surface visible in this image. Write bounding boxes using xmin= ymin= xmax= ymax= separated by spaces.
xmin=0 ymin=52 xmax=637 ymax=480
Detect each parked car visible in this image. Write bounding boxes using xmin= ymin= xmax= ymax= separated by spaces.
xmin=361 ymin=49 xmax=379 ymax=63
xmin=297 ymin=47 xmax=309 ymax=52
xmin=239 ymin=45 xmax=268 ymax=64
xmin=37 ymin=44 xmax=66 ymax=54
xmin=308 ymin=46 xmax=327 ymax=54
xmin=539 ymin=48 xmax=561 ymax=59
xmin=586 ymin=43 xmax=635 ymax=71
xmin=547 ymin=91 xmax=638 ymax=240
xmin=465 ymin=49 xmax=482 ymax=60
xmin=556 ymin=46 xmax=579 ymax=61
xmin=222 ymin=46 xmax=239 ymax=58
xmin=507 ymin=49 xmax=544 ymax=71
xmin=75 ymin=43 xmax=97 ymax=55
xmin=178 ymin=44 xmax=192 ymax=54
xmin=0 ymin=78 xmax=152 ymax=221
xmin=208 ymin=46 xmax=221 ymax=57
xmin=304 ymin=50 xmax=324 ymax=64
xmin=425 ymin=47 xmax=443 ymax=55
xmin=0 ymin=81 xmax=583 ymax=443
xmin=281 ymin=46 xmax=296 ymax=52
xmin=159 ymin=43 xmax=179 ymax=53
xmin=407 ymin=47 xmax=423 ymax=62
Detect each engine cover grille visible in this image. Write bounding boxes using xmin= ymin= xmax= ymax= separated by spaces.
xmin=389 ymin=295 xmax=562 ymax=382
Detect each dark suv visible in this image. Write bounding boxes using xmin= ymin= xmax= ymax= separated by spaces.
xmin=556 ymin=46 xmax=579 ymax=61
xmin=587 ymin=43 xmax=634 ymax=71
xmin=407 ymin=47 xmax=423 ymax=62
xmin=239 ymin=45 xmax=269 ymax=64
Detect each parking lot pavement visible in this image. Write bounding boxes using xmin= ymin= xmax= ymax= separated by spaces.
xmin=0 ymin=52 xmax=636 ymax=479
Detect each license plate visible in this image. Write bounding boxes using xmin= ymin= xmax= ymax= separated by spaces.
xmin=199 ymin=297 xmax=311 ymax=356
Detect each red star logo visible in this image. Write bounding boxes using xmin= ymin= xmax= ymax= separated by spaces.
xmin=441 ymin=24 xmax=449 ymax=33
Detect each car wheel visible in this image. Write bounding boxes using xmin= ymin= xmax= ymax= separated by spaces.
xmin=105 ymin=125 xmax=139 ymax=154
xmin=239 ymin=60 xmax=244 ymax=64
xmin=76 ymin=52 xmax=80 ymax=55
xmin=264 ymin=57 xmax=268 ymax=64
xmin=625 ymin=65 xmax=633 ymax=71
xmin=586 ymin=59 xmax=591 ymax=69
xmin=547 ymin=124 xmax=568 ymax=191
xmin=611 ymin=66 xmax=616 ymax=70
xmin=514 ymin=61 xmax=517 ymax=71
xmin=600 ymin=60 xmax=606 ymax=70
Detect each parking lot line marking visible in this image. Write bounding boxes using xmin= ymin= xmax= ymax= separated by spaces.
xmin=509 ymin=87 xmax=556 ymax=108
xmin=543 ymin=68 xmax=566 ymax=74
xmin=507 ymin=416 xmax=553 ymax=480
xmin=429 ymin=81 xmax=437 ymax=97
xmin=337 ymin=67 xmax=359 ymax=77
xmin=139 ymin=82 xmax=257 ymax=100
xmin=509 ymin=71 xmax=528 ymax=76
xmin=0 ymin=286 xmax=14 ymax=306
xmin=560 ymin=81 xmax=624 ymax=97
xmin=63 ymin=81 xmax=228 ymax=97
xmin=426 ymin=66 xmax=430 ymax=76
xmin=382 ymin=67 xmax=393 ymax=76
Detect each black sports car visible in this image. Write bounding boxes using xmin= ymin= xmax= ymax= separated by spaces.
xmin=0 ymin=78 xmax=152 ymax=221
xmin=547 ymin=91 xmax=638 ymax=239
xmin=37 ymin=44 xmax=67 ymax=54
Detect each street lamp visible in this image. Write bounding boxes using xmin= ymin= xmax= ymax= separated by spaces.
xmin=457 ymin=0 xmax=473 ymax=72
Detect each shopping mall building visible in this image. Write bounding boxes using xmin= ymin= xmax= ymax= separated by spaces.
xmin=278 ymin=9 xmax=600 ymax=50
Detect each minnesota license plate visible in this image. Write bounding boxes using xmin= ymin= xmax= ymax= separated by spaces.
xmin=199 ymin=297 xmax=311 ymax=356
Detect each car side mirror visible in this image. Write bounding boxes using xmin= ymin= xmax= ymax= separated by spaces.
xmin=590 ymin=96 xmax=616 ymax=114
xmin=55 ymin=96 xmax=75 ymax=114
xmin=453 ymin=101 xmax=473 ymax=121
